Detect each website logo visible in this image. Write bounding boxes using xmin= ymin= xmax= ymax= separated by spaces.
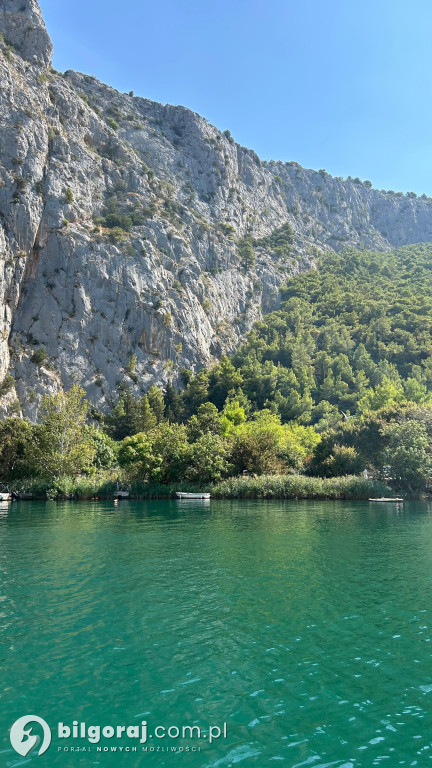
xmin=10 ymin=715 xmax=51 ymax=757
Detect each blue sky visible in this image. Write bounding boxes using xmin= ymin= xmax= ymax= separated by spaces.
xmin=40 ymin=0 xmax=432 ymax=196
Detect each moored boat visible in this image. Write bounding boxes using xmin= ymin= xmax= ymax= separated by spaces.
xmin=176 ymin=492 xmax=211 ymax=499
xmin=369 ymin=497 xmax=404 ymax=502
xmin=0 ymin=484 xmax=11 ymax=501
xmin=114 ymin=482 xmax=130 ymax=499
xmin=114 ymin=490 xmax=130 ymax=499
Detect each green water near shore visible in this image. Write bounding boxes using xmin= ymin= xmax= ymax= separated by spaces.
xmin=1 ymin=499 xmax=432 ymax=766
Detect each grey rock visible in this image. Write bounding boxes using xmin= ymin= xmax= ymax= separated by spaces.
xmin=0 ymin=0 xmax=432 ymax=417
xmin=0 ymin=0 xmax=52 ymax=66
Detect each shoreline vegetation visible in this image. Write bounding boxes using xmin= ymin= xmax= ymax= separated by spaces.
xmin=9 ymin=474 xmax=391 ymax=501
xmin=3 ymin=246 xmax=432 ymax=501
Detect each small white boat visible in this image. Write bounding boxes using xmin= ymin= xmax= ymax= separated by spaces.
xmin=0 ymin=484 xmax=11 ymax=501
xmin=369 ymin=497 xmax=404 ymax=503
xmin=176 ymin=492 xmax=211 ymax=500
xmin=114 ymin=490 xmax=130 ymax=499
xmin=114 ymin=483 xmax=130 ymax=499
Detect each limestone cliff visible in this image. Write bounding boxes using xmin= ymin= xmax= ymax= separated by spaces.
xmin=1 ymin=0 xmax=432 ymax=416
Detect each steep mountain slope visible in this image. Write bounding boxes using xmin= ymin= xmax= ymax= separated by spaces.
xmin=1 ymin=0 xmax=432 ymax=417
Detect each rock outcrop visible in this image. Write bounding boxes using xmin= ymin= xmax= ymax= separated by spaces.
xmin=0 ymin=0 xmax=51 ymax=65
xmin=1 ymin=0 xmax=432 ymax=416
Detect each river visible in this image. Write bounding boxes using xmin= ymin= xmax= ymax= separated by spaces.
xmin=1 ymin=499 xmax=431 ymax=766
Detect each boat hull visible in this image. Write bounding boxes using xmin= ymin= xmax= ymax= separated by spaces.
xmin=369 ymin=498 xmax=404 ymax=502
xmin=0 ymin=492 xmax=11 ymax=501
xmin=176 ymin=492 xmax=210 ymax=499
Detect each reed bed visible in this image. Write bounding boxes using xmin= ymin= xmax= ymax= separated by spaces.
xmin=211 ymin=474 xmax=390 ymax=500
xmin=12 ymin=474 xmax=390 ymax=500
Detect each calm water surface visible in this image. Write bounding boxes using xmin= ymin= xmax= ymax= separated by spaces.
xmin=1 ymin=499 xmax=432 ymax=767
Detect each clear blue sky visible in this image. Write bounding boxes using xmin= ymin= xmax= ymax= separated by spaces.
xmin=40 ymin=0 xmax=432 ymax=196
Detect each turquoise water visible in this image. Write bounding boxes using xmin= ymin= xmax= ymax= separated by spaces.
xmin=1 ymin=500 xmax=432 ymax=767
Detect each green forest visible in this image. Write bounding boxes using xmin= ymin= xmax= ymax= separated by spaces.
xmin=3 ymin=242 xmax=432 ymax=498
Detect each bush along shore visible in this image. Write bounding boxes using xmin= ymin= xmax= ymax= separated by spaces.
xmin=9 ymin=474 xmax=391 ymax=501
xmin=211 ymin=474 xmax=390 ymax=500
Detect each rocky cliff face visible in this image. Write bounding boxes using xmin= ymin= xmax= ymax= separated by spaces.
xmin=1 ymin=0 xmax=432 ymax=417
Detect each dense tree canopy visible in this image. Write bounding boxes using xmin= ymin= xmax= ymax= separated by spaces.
xmin=180 ymin=244 xmax=432 ymax=427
